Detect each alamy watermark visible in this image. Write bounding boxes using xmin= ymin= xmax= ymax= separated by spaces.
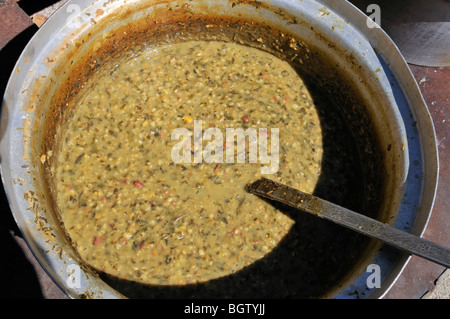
xmin=66 ymin=264 xmax=81 ymax=289
xmin=66 ymin=4 xmax=82 ymax=29
xmin=64 ymin=262 xmax=381 ymax=290
xmin=171 ymin=120 xmax=279 ymax=174
xmin=366 ymin=4 xmax=381 ymax=29
xmin=366 ymin=263 xmax=381 ymax=289
xmin=64 ymin=3 xmax=382 ymax=30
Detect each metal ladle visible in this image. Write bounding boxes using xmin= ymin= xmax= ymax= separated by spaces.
xmin=246 ymin=178 xmax=450 ymax=268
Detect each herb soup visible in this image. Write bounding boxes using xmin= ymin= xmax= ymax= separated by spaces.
xmin=54 ymin=40 xmax=323 ymax=285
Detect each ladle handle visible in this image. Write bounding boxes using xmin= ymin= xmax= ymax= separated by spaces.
xmin=246 ymin=178 xmax=450 ymax=268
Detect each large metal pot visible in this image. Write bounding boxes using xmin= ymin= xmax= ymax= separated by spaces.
xmin=0 ymin=0 xmax=438 ymax=298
